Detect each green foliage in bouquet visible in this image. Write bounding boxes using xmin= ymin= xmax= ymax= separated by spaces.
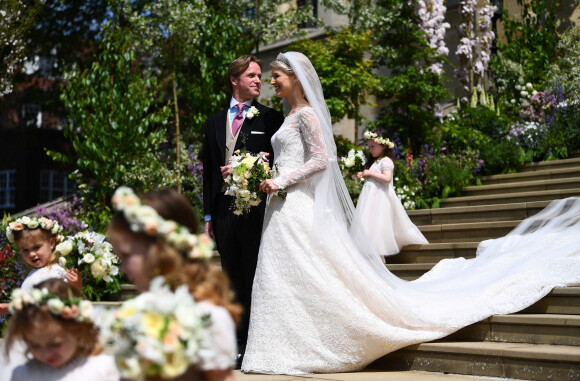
xmin=224 ymin=150 xmax=286 ymax=215
xmin=340 ymin=149 xmax=367 ymax=179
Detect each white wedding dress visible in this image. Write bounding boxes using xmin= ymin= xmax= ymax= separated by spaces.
xmin=241 ymin=52 xmax=580 ymax=375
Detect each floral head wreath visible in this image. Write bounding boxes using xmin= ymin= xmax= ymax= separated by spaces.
xmin=364 ymin=131 xmax=395 ymax=149
xmin=6 ymin=216 xmax=63 ymax=243
xmin=111 ymin=187 xmax=214 ymax=260
xmin=9 ymin=287 xmax=94 ymax=323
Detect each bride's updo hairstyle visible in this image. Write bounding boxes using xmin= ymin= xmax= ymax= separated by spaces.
xmin=108 ymin=188 xmax=242 ymax=324
xmin=272 ymin=52 xmax=309 ymax=107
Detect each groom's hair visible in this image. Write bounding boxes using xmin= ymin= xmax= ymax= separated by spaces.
xmin=227 ymin=55 xmax=263 ymax=93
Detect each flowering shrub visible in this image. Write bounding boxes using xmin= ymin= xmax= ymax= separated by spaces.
xmin=455 ymin=0 xmax=496 ymax=93
xmin=507 ymin=121 xmax=546 ymax=151
xmin=183 ymin=144 xmax=204 ymax=223
xmin=0 ymin=228 xmax=27 ymax=330
xmin=35 ymin=197 xmax=88 ymax=235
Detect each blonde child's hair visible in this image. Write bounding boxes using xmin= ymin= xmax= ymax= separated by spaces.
xmin=13 ymin=228 xmax=61 ymax=268
xmin=4 ymin=278 xmax=99 ymax=359
xmin=108 ymin=188 xmax=243 ymax=325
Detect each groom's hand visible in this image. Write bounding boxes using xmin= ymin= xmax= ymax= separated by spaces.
xmin=205 ymin=221 xmax=215 ymax=239
xmin=260 ymin=152 xmax=270 ymax=163
xmin=221 ymin=165 xmax=232 ymax=179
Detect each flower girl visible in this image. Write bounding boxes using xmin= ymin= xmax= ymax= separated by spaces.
xmin=4 ymin=278 xmax=119 ymax=381
xmin=107 ymin=187 xmax=241 ymax=381
xmin=356 ymin=130 xmax=428 ymax=256
xmin=1 ymin=217 xmax=81 ymax=316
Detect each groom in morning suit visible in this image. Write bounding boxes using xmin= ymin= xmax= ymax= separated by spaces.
xmin=202 ymin=55 xmax=284 ymax=365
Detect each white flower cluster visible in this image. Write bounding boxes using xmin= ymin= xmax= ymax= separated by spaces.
xmin=341 ymin=149 xmax=367 ymax=170
xmin=511 ymin=81 xmax=537 ymax=104
xmin=112 ymin=187 xmax=214 ymax=260
xmin=9 ymin=287 xmax=93 ymax=323
xmin=224 ymin=151 xmax=272 ymax=215
xmin=56 ymin=231 xmax=120 ymax=283
xmin=413 ymin=0 xmax=451 ymax=75
xmin=246 ymin=106 xmax=260 ymax=119
xmin=99 ymin=277 xmax=210 ymax=380
xmin=6 ymin=216 xmax=63 ymax=243
xmin=364 ymin=131 xmax=395 ymax=149
xmin=395 ymin=182 xmax=417 ymax=210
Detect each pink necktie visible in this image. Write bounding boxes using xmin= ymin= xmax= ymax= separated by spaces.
xmin=232 ymin=103 xmax=245 ymax=136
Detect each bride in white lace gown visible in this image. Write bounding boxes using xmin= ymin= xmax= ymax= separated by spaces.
xmin=241 ymin=52 xmax=580 ymax=375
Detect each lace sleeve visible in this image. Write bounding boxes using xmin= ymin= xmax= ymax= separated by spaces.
xmin=273 ymin=108 xmax=328 ymax=189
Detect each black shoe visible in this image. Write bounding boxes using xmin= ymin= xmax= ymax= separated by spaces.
xmin=235 ymin=353 xmax=243 ymax=369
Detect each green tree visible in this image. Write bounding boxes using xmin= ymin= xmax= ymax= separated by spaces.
xmin=0 ymin=0 xmax=44 ymax=94
xmin=51 ymin=27 xmax=171 ymax=209
xmin=367 ymin=0 xmax=449 ymax=150
xmin=289 ymin=29 xmax=381 ymax=143
xmin=494 ymin=0 xmax=559 ymax=86
xmin=116 ymin=0 xmax=207 ymax=193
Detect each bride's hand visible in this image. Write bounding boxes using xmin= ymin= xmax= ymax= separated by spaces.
xmin=260 ymin=179 xmax=279 ymax=194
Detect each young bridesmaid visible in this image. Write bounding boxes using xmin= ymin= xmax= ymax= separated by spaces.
xmin=356 ymin=129 xmax=428 ymax=256
xmin=4 ymin=278 xmax=119 ymax=381
xmin=1 ymin=217 xmax=81 ymax=315
xmin=108 ymin=187 xmax=241 ymax=381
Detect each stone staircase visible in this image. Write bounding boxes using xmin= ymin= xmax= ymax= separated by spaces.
xmin=373 ymin=157 xmax=580 ymax=380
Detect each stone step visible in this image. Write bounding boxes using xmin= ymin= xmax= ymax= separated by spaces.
xmin=519 ymin=157 xmax=580 ymax=172
xmin=373 ymin=341 xmax=580 ymax=380
xmin=386 ymin=242 xmax=478 ymax=264
xmin=445 ymin=314 xmax=580 ymax=346
xmin=408 ymin=201 xmax=549 ymax=225
xmin=522 ymin=287 xmax=580 ymax=315
xmin=463 ymin=177 xmax=580 ymax=197
xmin=419 ymin=220 xmax=519 ymax=243
xmin=481 ymin=166 xmax=580 ymax=185
xmin=439 ymin=189 xmax=580 ymax=207
xmin=234 ymin=369 xmax=515 ymax=380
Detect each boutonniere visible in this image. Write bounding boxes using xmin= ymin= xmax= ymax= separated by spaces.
xmin=246 ymin=106 xmax=260 ymax=119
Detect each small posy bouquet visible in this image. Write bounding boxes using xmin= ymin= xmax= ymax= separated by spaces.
xmin=224 ymin=150 xmax=285 ymax=215
xmin=99 ymin=277 xmax=210 ymax=380
xmin=56 ymin=231 xmax=120 ymax=283
xmin=340 ymin=149 xmax=367 ymax=180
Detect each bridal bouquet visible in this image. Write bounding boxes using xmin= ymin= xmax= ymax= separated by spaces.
xmin=98 ymin=277 xmax=210 ymax=380
xmin=340 ymin=149 xmax=367 ymax=180
xmin=224 ymin=150 xmax=286 ymax=215
xmin=56 ymin=231 xmax=120 ymax=283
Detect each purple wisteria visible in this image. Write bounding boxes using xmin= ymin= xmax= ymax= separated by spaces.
xmin=413 ymin=0 xmax=450 ymax=75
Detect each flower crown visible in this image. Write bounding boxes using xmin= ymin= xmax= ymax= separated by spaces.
xmin=9 ymin=287 xmax=94 ymax=323
xmin=6 ymin=216 xmax=63 ymax=243
xmin=364 ymin=131 xmax=395 ymax=149
xmin=111 ymin=187 xmax=214 ymax=260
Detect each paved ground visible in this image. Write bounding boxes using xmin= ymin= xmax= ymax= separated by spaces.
xmin=234 ymin=370 xmax=517 ymax=380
